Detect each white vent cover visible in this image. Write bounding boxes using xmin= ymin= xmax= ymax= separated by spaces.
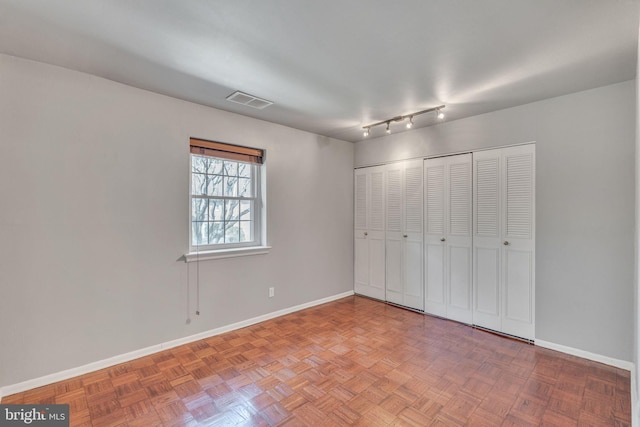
xmin=226 ymin=91 xmax=273 ymax=109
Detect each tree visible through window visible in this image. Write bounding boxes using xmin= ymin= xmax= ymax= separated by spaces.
xmin=190 ymin=138 xmax=263 ymax=251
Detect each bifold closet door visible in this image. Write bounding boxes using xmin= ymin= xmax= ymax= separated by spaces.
xmin=386 ymin=159 xmax=423 ymax=311
xmin=472 ymin=144 xmax=535 ymax=340
xmin=424 ymin=154 xmax=473 ymax=324
xmin=354 ymin=166 xmax=386 ymax=300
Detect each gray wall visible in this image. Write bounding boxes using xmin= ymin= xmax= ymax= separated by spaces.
xmin=356 ymin=81 xmax=636 ymax=362
xmin=0 ymin=54 xmax=354 ymax=388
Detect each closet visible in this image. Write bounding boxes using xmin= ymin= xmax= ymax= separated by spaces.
xmin=354 ymin=166 xmax=386 ymax=300
xmin=385 ymin=159 xmax=424 ymax=311
xmin=472 ymin=144 xmax=535 ymax=340
xmin=353 ymin=144 xmax=534 ymax=341
xmin=424 ymin=154 xmax=473 ymax=324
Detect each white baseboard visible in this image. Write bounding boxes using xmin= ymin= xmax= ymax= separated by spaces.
xmin=0 ymin=290 xmax=355 ymax=400
xmin=535 ymin=339 xmax=634 ymax=371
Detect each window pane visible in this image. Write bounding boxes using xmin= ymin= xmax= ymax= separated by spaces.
xmin=192 ymin=155 xmax=206 ymax=173
xmin=225 ymin=200 xmax=240 ymax=221
xmin=224 ymin=176 xmax=238 ymax=197
xmin=192 ymin=173 xmax=206 ymax=196
xmin=208 ymin=199 xmax=224 ymax=221
xmin=192 ymin=222 xmax=208 ymax=246
xmin=239 ymin=221 xmax=253 ymax=242
xmin=223 ymin=161 xmax=238 ymax=176
xmin=240 ymin=201 xmax=252 ymax=220
xmin=209 ymin=222 xmax=225 ymax=244
xmin=208 ymin=158 xmax=224 ymax=175
xmin=225 ymin=221 xmax=240 ymax=243
xmin=207 ymin=175 xmax=223 ymax=196
xmin=193 ymin=155 xmax=222 ymax=174
xmin=238 ymin=178 xmax=252 ymax=197
xmin=238 ymin=163 xmax=251 ymax=178
xmin=192 ymin=198 xmax=208 ymax=221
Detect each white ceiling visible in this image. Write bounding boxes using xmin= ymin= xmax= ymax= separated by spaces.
xmin=0 ymin=1 xmax=637 ymax=142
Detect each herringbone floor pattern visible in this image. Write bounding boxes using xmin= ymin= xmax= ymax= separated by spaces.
xmin=2 ymin=296 xmax=631 ymax=426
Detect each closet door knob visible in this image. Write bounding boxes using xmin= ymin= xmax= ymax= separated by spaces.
xmin=440 ymin=238 xmax=446 ymax=242
xmin=364 ymin=232 xmax=368 ymax=236
xmin=503 ymin=241 xmax=510 ymax=246
xmin=403 ymin=234 xmax=408 ymax=238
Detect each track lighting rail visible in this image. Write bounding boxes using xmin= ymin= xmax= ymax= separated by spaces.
xmin=363 ymin=104 xmax=445 ymax=137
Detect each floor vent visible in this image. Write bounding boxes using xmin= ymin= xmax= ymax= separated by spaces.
xmin=226 ymin=91 xmax=273 ymax=109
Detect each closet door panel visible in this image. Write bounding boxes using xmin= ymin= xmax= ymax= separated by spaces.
xmin=446 ymin=154 xmax=472 ymax=323
xmin=403 ymin=159 xmax=423 ymax=310
xmin=367 ymin=167 xmax=386 ymax=299
xmin=385 ymin=236 xmax=403 ymax=305
xmin=385 ymin=163 xmax=404 ymax=305
xmin=501 ymin=144 xmax=535 ymax=340
xmin=404 ymin=161 xmax=423 ymax=235
xmin=448 ymin=245 xmax=472 ymax=323
xmin=404 ymin=239 xmax=424 ymax=310
xmin=355 ymin=171 xmax=368 ymax=231
xmin=473 ymin=150 xmax=502 ymax=330
xmin=473 ymin=246 xmax=501 ymax=330
xmin=424 ymin=158 xmax=447 ymax=316
xmin=368 ymin=236 xmax=386 ymax=300
xmin=369 ymin=169 xmax=385 ymax=232
xmin=354 ymin=169 xmax=369 ymax=294
xmin=386 ymin=167 xmax=403 ymax=234
xmin=448 ymin=158 xmax=471 ymax=237
xmin=354 ymin=232 xmax=369 ymax=294
xmin=504 ymin=250 xmax=533 ymax=322
xmin=425 ymin=244 xmax=446 ymax=316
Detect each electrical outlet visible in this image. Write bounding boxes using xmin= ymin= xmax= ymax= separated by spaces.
xmin=268 ymin=287 xmax=274 ymax=298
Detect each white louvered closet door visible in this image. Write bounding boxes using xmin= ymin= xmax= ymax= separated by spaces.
xmin=501 ymin=145 xmax=535 ymax=340
xmin=385 ymin=159 xmax=423 ymax=311
xmin=445 ymin=154 xmax=473 ymax=323
xmin=424 ymin=154 xmax=472 ymax=323
xmin=424 ymin=156 xmax=447 ymax=317
xmin=385 ymin=162 xmax=404 ymax=306
xmin=354 ymin=168 xmax=369 ymax=294
xmin=472 ymin=144 xmax=535 ymax=340
xmin=354 ymin=166 xmax=386 ymax=300
xmin=403 ymin=159 xmax=424 ymax=311
xmin=472 ymin=150 xmax=502 ymax=332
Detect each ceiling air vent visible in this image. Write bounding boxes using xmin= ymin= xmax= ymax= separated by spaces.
xmin=226 ymin=91 xmax=273 ymax=109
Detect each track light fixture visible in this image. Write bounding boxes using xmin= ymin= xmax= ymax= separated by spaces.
xmin=362 ymin=104 xmax=445 ymax=137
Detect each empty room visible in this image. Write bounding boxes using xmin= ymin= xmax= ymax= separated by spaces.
xmin=0 ymin=1 xmax=639 ymax=426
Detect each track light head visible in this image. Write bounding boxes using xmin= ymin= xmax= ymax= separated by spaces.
xmin=385 ymin=122 xmax=391 ymax=134
xmin=363 ymin=128 xmax=370 ymax=137
xmin=406 ymin=116 xmax=413 ymax=129
xmin=436 ymin=108 xmax=445 ymax=120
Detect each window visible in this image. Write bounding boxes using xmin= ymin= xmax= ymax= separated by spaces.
xmin=189 ymin=138 xmax=265 ymax=254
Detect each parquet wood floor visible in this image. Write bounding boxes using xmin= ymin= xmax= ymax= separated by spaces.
xmin=3 ymin=296 xmax=631 ymax=426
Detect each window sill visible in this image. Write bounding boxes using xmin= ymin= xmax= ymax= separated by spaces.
xmin=183 ymin=246 xmax=271 ymax=262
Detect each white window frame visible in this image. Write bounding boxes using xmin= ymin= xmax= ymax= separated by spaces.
xmin=186 ymin=149 xmax=269 ymax=262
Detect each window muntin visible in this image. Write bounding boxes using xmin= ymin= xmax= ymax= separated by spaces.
xmin=190 ymin=154 xmax=260 ymax=250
